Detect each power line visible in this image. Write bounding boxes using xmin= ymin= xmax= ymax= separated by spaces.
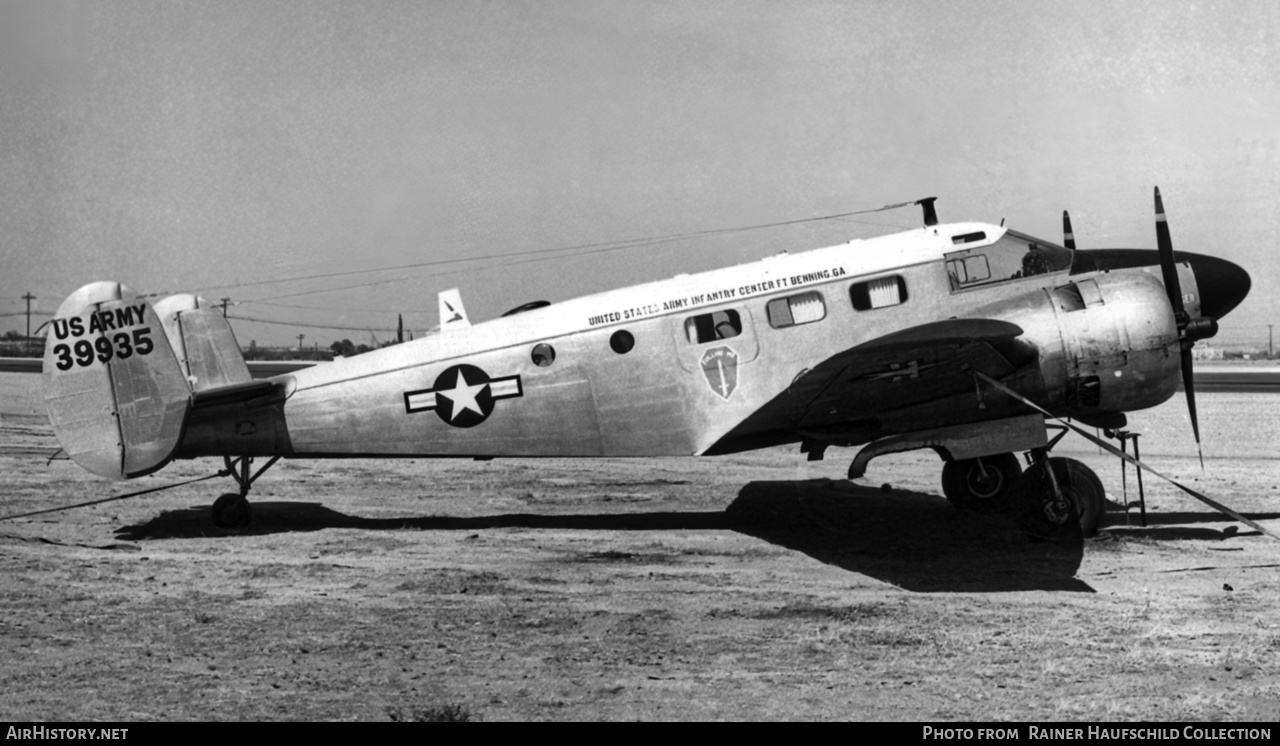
xmin=242 ymin=299 xmax=436 ymax=315
xmin=239 ymin=226 xmax=768 ymax=304
xmin=227 ymin=313 xmax=405 ymax=333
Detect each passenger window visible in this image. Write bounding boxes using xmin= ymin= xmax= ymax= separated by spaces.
xmin=766 ymin=292 xmax=826 ymax=328
xmin=610 ymin=330 xmax=635 ymax=354
xmin=531 ymin=343 xmax=555 ymax=367
xmin=685 ymin=309 xmax=742 ymax=344
xmin=850 ymin=276 xmax=908 ymax=310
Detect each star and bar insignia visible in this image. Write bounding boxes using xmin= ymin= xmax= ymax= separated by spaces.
xmin=404 ymin=364 xmax=523 ymax=428
xmin=860 ymin=359 xmax=939 ymax=383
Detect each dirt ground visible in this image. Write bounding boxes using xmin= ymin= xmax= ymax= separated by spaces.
xmin=2 ymin=371 xmax=1278 ymax=721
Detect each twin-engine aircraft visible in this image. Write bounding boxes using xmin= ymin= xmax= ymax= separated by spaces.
xmin=41 ymin=189 xmax=1249 ymax=537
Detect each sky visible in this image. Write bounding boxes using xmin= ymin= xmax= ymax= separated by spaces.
xmin=1 ymin=0 xmax=1277 ymax=348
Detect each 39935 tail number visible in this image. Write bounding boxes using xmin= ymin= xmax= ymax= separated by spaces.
xmin=52 ymin=327 xmax=156 ymax=371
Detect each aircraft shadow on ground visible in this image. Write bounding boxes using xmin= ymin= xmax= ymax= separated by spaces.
xmin=726 ymin=479 xmax=1091 ymax=593
xmin=116 ymin=478 xmax=1096 ymax=593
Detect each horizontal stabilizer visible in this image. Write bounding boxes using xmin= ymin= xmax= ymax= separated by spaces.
xmin=191 ymin=379 xmax=278 ymax=410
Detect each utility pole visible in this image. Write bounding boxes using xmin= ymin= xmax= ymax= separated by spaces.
xmin=1269 ymin=324 xmax=1274 ymax=358
xmin=22 ymin=293 xmax=35 ymax=356
xmin=220 ymin=297 xmax=231 ymax=318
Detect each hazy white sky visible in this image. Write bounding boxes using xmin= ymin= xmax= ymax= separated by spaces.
xmin=1 ymin=0 xmax=1277 ymax=347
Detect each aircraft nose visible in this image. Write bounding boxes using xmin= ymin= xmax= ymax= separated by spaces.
xmin=1184 ymin=252 xmax=1251 ymax=320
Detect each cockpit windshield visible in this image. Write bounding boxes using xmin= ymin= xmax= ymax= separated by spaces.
xmin=945 ymin=230 xmax=1073 ymax=291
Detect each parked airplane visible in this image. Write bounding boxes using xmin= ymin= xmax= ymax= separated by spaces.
xmin=40 ymin=189 xmax=1249 ymax=537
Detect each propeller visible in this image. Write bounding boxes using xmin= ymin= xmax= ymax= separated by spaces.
xmin=1154 ymin=186 xmax=1217 ymax=468
xmin=1062 ymin=210 xmax=1076 ymax=250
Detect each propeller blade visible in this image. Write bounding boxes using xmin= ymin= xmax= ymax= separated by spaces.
xmin=1180 ymin=347 xmax=1204 ymax=469
xmin=1154 ymin=187 xmax=1185 ymax=319
xmin=1062 ymin=210 xmax=1076 ymax=250
xmin=1157 ymin=187 xmax=1205 ymax=467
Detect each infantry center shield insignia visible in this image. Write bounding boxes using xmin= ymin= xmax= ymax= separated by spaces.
xmin=700 ymin=345 xmax=739 ymax=400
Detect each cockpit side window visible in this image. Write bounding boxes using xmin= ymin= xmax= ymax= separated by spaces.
xmin=946 ymin=254 xmax=991 ymax=289
xmin=945 ymin=231 xmax=1072 ymax=291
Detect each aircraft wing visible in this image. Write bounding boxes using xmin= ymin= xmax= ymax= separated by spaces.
xmin=709 ymin=319 xmax=1039 ymax=453
xmin=789 ymin=318 xmax=1036 ymax=429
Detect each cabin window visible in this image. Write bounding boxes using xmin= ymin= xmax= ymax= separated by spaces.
xmin=766 ymin=291 xmax=826 ymax=328
xmin=684 ymin=309 xmax=742 ymax=344
xmin=850 ymin=276 xmax=908 ymax=311
xmin=610 ymin=330 xmax=635 ymax=354
xmin=531 ymin=343 xmax=555 ymax=367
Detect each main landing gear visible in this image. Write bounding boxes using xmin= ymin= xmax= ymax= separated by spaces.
xmin=210 ymin=455 xmax=279 ymax=528
xmin=939 ymin=428 xmax=1105 ymax=538
xmin=940 ymin=453 xmax=1023 ymax=513
xmin=1012 ymin=454 xmax=1104 ymax=540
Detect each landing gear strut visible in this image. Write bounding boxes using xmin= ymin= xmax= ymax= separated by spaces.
xmin=211 ymin=455 xmax=279 ymax=528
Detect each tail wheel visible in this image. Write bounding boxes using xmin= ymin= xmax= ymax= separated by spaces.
xmin=940 ymin=453 xmax=1022 ymax=513
xmin=212 ymin=493 xmax=252 ymax=528
xmin=1013 ymin=457 xmax=1105 ymax=539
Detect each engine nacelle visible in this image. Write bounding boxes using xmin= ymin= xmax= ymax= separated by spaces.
xmin=973 ymin=269 xmax=1182 ymax=421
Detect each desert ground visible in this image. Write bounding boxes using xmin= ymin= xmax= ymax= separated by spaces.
xmin=1 ymin=370 xmax=1278 ymax=721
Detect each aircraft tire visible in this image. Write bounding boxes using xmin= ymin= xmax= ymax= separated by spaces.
xmin=1013 ymin=457 xmax=1104 ymax=540
xmin=211 ymin=493 xmax=252 ymax=528
xmin=940 ymin=453 xmax=1022 ymax=513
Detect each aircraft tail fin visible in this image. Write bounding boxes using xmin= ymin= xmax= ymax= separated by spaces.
xmin=438 ymin=288 xmax=470 ymax=331
xmin=151 ymin=294 xmax=251 ymax=392
xmin=43 ymin=282 xmax=193 ymax=479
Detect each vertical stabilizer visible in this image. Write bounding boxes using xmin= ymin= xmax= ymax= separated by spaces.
xmin=438 ymin=288 xmax=470 ymax=331
xmin=152 ymin=294 xmax=251 ymax=391
xmin=43 ymin=282 xmax=192 ymax=479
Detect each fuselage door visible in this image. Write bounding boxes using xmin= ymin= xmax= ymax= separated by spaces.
xmin=673 ymin=306 xmax=761 ymax=375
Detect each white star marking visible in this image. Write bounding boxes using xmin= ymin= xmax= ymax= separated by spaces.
xmin=436 ymin=368 xmax=488 ymax=421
